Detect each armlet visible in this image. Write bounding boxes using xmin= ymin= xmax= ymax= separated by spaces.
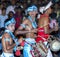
xmin=21 ymin=24 xmax=26 ymax=28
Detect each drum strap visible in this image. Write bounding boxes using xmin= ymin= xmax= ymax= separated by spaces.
xmin=28 ymin=16 xmax=37 ymax=29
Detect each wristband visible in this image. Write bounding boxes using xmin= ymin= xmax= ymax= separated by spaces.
xmin=14 ymin=39 xmax=19 ymax=46
xmin=15 ymin=41 xmax=20 ymax=46
xmin=13 ymin=46 xmax=17 ymax=52
xmin=15 ymin=39 xmax=18 ymax=43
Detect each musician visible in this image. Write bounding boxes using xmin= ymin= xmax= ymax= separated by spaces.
xmin=15 ymin=5 xmax=38 ymax=57
xmin=1 ymin=18 xmax=23 ymax=57
xmin=36 ymin=1 xmax=53 ymax=57
xmin=49 ymin=12 xmax=59 ymax=37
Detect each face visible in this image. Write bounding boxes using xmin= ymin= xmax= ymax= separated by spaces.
xmin=7 ymin=23 xmax=15 ymax=32
xmin=9 ymin=12 xmax=14 ymax=18
xmin=17 ymin=9 xmax=21 ymax=14
xmin=11 ymin=0 xmax=16 ymax=5
xmin=0 ymin=4 xmax=3 ymax=9
xmin=2 ymin=9 xmax=6 ymax=15
xmin=47 ymin=7 xmax=52 ymax=14
xmin=29 ymin=11 xmax=37 ymax=17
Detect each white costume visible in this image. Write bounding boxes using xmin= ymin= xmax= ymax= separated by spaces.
xmin=23 ymin=38 xmax=36 ymax=57
xmin=1 ymin=52 xmax=14 ymax=57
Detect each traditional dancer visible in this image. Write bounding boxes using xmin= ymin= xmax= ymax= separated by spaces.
xmin=1 ymin=18 xmax=22 ymax=57
xmin=15 ymin=5 xmax=41 ymax=57
xmin=36 ymin=1 xmax=53 ymax=57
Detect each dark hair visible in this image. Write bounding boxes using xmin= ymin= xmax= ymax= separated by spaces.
xmin=50 ymin=12 xmax=57 ymax=19
xmin=8 ymin=11 xmax=14 ymax=18
xmin=8 ymin=11 xmax=14 ymax=14
xmin=15 ymin=6 xmax=22 ymax=10
xmin=2 ymin=8 xmax=6 ymax=11
xmin=26 ymin=4 xmax=37 ymax=9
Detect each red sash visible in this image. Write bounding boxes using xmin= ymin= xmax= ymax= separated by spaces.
xmin=36 ymin=28 xmax=49 ymax=43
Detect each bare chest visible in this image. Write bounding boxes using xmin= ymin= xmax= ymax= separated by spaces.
xmin=38 ymin=18 xmax=44 ymax=27
xmin=25 ymin=21 xmax=33 ymax=30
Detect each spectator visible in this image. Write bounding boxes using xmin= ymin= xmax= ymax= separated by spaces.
xmin=14 ymin=7 xmax=23 ymax=29
xmin=8 ymin=11 xmax=14 ymax=19
xmin=0 ymin=4 xmax=2 ymax=15
xmin=0 ymin=8 xmax=8 ymax=28
xmin=57 ymin=15 xmax=60 ymax=27
xmin=49 ymin=12 xmax=57 ymax=29
xmin=6 ymin=0 xmax=16 ymax=14
xmin=1 ymin=1 xmax=7 ymax=8
xmin=0 ymin=3 xmax=4 ymax=15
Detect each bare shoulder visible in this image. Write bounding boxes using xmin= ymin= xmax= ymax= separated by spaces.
xmin=43 ymin=17 xmax=49 ymax=22
xmin=22 ymin=18 xmax=30 ymax=24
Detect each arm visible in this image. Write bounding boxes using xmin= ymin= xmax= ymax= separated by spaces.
xmin=2 ymin=33 xmax=15 ymax=51
xmin=15 ymin=28 xmax=37 ymax=35
xmin=2 ymin=33 xmax=22 ymax=51
xmin=15 ymin=19 xmax=38 ymax=35
xmin=15 ymin=19 xmax=30 ymax=35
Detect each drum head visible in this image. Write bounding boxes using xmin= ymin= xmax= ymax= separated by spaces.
xmin=50 ymin=40 xmax=60 ymax=52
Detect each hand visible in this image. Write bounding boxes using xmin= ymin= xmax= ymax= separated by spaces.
xmin=54 ymin=23 xmax=59 ymax=31
xmin=31 ymin=29 xmax=38 ymax=33
xmin=18 ymin=38 xmax=23 ymax=44
xmin=17 ymin=46 xmax=23 ymax=50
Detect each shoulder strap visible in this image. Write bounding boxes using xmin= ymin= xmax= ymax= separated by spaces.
xmin=25 ymin=40 xmax=41 ymax=57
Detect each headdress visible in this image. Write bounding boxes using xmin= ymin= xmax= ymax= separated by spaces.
xmin=5 ymin=18 xmax=16 ymax=27
xmin=39 ymin=1 xmax=52 ymax=14
xmin=26 ymin=5 xmax=38 ymax=15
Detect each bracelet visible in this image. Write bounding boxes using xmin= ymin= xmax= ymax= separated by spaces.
xmin=15 ymin=39 xmax=18 ymax=43
xmin=13 ymin=46 xmax=17 ymax=52
xmin=15 ymin=41 xmax=20 ymax=46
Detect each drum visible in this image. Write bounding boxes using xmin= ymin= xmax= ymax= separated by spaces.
xmin=36 ymin=41 xmax=48 ymax=57
xmin=25 ymin=40 xmax=47 ymax=57
xmin=50 ymin=40 xmax=60 ymax=52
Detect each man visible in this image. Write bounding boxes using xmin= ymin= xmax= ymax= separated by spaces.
xmin=15 ymin=5 xmax=39 ymax=57
xmin=6 ymin=0 xmax=16 ymax=14
xmin=0 ymin=8 xmax=8 ymax=28
xmin=1 ymin=18 xmax=22 ymax=57
xmin=14 ymin=7 xmax=23 ymax=29
xmin=36 ymin=1 xmax=52 ymax=42
xmin=36 ymin=1 xmax=53 ymax=57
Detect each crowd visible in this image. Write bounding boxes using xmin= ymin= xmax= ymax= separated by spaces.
xmin=0 ymin=0 xmax=60 ymax=57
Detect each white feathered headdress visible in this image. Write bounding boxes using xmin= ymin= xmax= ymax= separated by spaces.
xmin=39 ymin=1 xmax=52 ymax=14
